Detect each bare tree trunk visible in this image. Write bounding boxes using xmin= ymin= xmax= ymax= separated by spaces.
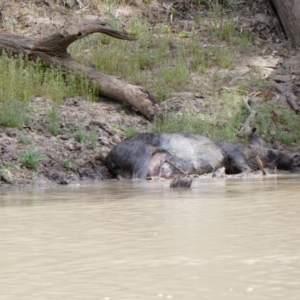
xmin=0 ymin=20 xmax=161 ymax=120
xmin=271 ymin=0 xmax=300 ymax=47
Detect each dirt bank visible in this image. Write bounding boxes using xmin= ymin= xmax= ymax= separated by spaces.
xmin=0 ymin=96 xmax=150 ymax=186
xmin=0 ymin=0 xmax=299 ymax=187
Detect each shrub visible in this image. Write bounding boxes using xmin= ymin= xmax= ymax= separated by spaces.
xmin=19 ymin=148 xmax=43 ymax=169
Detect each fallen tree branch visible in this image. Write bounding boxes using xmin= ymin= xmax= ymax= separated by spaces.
xmin=237 ymin=97 xmax=257 ymax=138
xmin=0 ymin=20 xmax=161 ymax=120
xmin=286 ymin=92 xmax=300 ymax=114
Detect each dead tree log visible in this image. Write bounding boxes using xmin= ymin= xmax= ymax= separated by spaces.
xmin=0 ymin=20 xmax=161 ymax=120
xmin=271 ymin=0 xmax=300 ymax=47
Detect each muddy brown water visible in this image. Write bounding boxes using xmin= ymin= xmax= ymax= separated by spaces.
xmin=0 ymin=175 xmax=300 ymax=300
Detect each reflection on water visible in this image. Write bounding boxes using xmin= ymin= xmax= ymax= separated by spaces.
xmin=0 ymin=175 xmax=300 ymax=299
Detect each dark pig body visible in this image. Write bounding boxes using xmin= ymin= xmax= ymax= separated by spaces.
xmin=104 ymin=132 xmax=297 ymax=179
xmin=104 ymin=133 xmax=224 ymax=179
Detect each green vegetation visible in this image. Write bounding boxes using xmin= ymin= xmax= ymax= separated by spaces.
xmin=73 ymin=126 xmax=87 ymax=143
xmin=123 ymin=126 xmax=140 ymax=138
xmin=0 ymin=167 xmax=9 ymax=177
xmin=256 ymin=104 xmax=300 ymax=146
xmin=47 ymin=106 xmax=62 ymax=136
xmin=70 ymin=9 xmax=250 ymax=100
xmin=0 ymin=98 xmax=30 ymax=128
xmin=154 ymin=98 xmax=300 ymax=145
xmin=0 ymin=53 xmax=95 ymax=125
xmin=18 ymin=148 xmax=43 ymax=169
xmin=73 ymin=126 xmax=98 ymax=149
xmin=18 ymin=135 xmax=32 ymax=145
xmin=0 ymin=162 xmax=18 ymax=182
xmin=85 ymin=130 xmax=98 ymax=150
xmin=0 ymin=1 xmax=299 ymax=146
xmin=2 ymin=161 xmax=18 ymax=170
xmin=61 ymin=157 xmax=76 ymax=171
xmin=153 ymin=91 xmax=247 ymax=142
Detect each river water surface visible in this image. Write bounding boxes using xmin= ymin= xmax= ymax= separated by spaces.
xmin=0 ymin=175 xmax=300 ymax=299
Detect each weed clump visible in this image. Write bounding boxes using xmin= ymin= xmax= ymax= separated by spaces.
xmin=18 ymin=148 xmax=43 ymax=169
xmin=255 ymin=104 xmax=300 ymax=146
xmin=123 ymin=126 xmax=140 ymax=138
xmin=73 ymin=126 xmax=98 ymax=149
xmin=18 ymin=135 xmax=32 ymax=145
xmin=47 ymin=106 xmax=62 ymax=136
xmin=61 ymin=157 xmax=76 ymax=171
xmin=0 ymin=99 xmax=30 ymax=128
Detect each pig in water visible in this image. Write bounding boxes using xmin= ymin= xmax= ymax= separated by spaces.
xmin=103 ymin=132 xmax=299 ymax=180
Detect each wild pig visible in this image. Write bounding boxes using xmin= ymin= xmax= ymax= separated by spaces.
xmin=103 ymin=132 xmax=298 ymax=179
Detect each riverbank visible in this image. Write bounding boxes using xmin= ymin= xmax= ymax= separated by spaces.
xmin=0 ymin=0 xmax=299 ymax=187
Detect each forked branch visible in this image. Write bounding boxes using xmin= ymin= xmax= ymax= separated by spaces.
xmin=0 ymin=20 xmax=161 ymax=119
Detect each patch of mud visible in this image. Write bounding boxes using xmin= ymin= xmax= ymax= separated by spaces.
xmin=0 ymin=98 xmax=148 ymax=187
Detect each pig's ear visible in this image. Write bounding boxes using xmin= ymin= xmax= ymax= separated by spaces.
xmin=248 ymin=128 xmax=265 ymax=147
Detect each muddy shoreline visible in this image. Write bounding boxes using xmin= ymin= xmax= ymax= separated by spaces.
xmin=0 ymin=96 xmax=151 ymax=187
xmin=1 ymin=0 xmax=300 ymax=188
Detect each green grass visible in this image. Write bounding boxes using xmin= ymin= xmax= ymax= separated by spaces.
xmin=255 ymin=104 xmax=300 ymax=146
xmin=73 ymin=126 xmax=98 ymax=149
xmin=1 ymin=1 xmax=295 ymax=147
xmin=85 ymin=130 xmax=98 ymax=149
xmin=47 ymin=106 xmax=62 ymax=136
xmin=210 ymin=46 xmax=235 ymax=69
xmin=3 ymin=161 xmax=18 ymax=170
xmin=0 ymin=4 xmax=250 ymax=117
xmin=123 ymin=126 xmax=140 ymax=138
xmin=0 ymin=52 xmax=96 ymax=128
xmin=70 ymin=13 xmax=247 ymax=100
xmin=0 ymin=162 xmax=18 ymax=181
xmin=0 ymin=99 xmax=30 ymax=128
xmin=0 ymin=52 xmax=95 ymax=103
xmin=18 ymin=148 xmax=43 ymax=169
xmin=73 ymin=126 xmax=88 ymax=143
xmin=153 ymin=87 xmax=300 ymax=146
xmin=18 ymin=135 xmax=32 ymax=145
xmin=152 ymin=91 xmax=248 ymax=142
xmin=61 ymin=157 xmax=76 ymax=171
